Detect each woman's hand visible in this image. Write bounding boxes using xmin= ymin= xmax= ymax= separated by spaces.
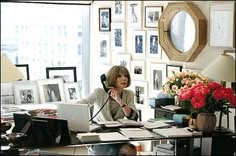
xmin=108 ymin=87 xmax=122 ymax=104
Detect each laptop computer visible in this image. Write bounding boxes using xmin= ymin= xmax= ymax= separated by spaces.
xmin=57 ymin=103 xmax=101 ymax=132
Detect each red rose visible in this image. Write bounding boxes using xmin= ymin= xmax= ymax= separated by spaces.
xmin=191 ymin=95 xmax=206 ymax=109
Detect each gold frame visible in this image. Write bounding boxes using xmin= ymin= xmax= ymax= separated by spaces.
xmin=158 ymin=2 xmax=207 ymax=62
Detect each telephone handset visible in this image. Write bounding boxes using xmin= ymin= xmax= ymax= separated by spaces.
xmin=100 ymin=74 xmax=109 ymax=93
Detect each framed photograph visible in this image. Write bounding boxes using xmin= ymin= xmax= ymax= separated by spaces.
xmin=111 ymin=0 xmax=125 ymax=21
xmin=145 ymin=6 xmax=163 ymax=28
xmin=150 ymin=63 xmax=166 ymax=95
xmin=15 ymin=64 xmax=30 ymax=80
xmin=64 ymin=82 xmax=80 ymax=103
xmin=13 ymin=81 xmax=39 ymax=105
xmin=133 ymin=30 xmax=146 ymax=58
xmin=37 ymin=78 xmax=65 ymax=104
xmin=130 ymin=80 xmax=149 ymax=108
xmin=98 ymin=33 xmax=110 ymax=64
xmin=99 ymin=8 xmax=111 ymax=32
xmin=127 ymin=1 xmax=142 ymax=28
xmin=46 ymin=67 xmax=77 ymax=82
xmin=131 ymin=60 xmax=145 ymax=80
xmin=209 ymin=2 xmax=235 ymax=47
xmin=116 ymin=54 xmax=131 ymax=72
xmin=146 ymin=31 xmax=161 ymax=58
xmin=166 ymin=65 xmax=183 ymax=77
xmin=111 ymin=23 xmax=126 ymax=52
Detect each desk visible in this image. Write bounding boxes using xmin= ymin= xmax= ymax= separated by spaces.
xmin=1 ymin=104 xmax=236 ymax=155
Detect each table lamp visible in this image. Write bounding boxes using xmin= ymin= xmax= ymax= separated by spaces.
xmin=1 ymin=55 xmax=24 ymax=134
xmin=1 ymin=55 xmax=24 ymax=83
xmin=201 ymin=50 xmax=235 ymax=133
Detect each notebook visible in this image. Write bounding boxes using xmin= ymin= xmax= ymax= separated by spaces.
xmin=57 ymin=103 xmax=101 ymax=132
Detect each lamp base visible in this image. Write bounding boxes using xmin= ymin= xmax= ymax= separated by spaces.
xmin=214 ymin=126 xmax=230 ymax=133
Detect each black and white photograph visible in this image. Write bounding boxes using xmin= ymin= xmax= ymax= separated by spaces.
xmin=20 ymin=90 xmax=34 ymax=104
xmin=130 ymin=80 xmax=148 ymax=108
xmin=147 ymin=31 xmax=161 ymax=58
xmin=98 ymin=34 xmax=110 ymax=63
xmin=37 ymin=79 xmax=65 ymax=104
xmin=111 ymin=1 xmax=125 ymax=21
xmin=145 ymin=6 xmax=163 ymax=28
xmin=46 ymin=66 xmax=77 ymax=82
xmin=150 ymin=63 xmax=166 ymax=95
xmin=153 ymin=70 xmax=162 ymax=90
xmin=135 ymin=86 xmax=144 ymax=104
xmin=99 ymin=8 xmax=111 ymax=32
xmin=116 ymin=54 xmax=131 ymax=71
xmin=135 ymin=35 xmax=143 ymax=53
xmin=111 ymin=23 xmax=125 ymax=52
xmin=133 ymin=31 xmax=145 ymax=58
xmin=43 ymin=84 xmax=61 ymax=102
xmin=13 ymin=81 xmax=39 ymax=105
xmin=131 ymin=60 xmax=145 ymax=80
xmin=127 ymin=1 xmax=142 ymax=28
xmin=64 ymin=82 xmax=80 ymax=103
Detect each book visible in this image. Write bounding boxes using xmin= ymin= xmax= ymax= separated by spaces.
xmin=153 ymin=127 xmax=202 ymax=138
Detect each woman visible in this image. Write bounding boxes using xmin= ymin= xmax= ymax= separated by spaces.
xmin=82 ymin=65 xmax=138 ymax=155
xmin=78 ymin=65 xmax=138 ymax=122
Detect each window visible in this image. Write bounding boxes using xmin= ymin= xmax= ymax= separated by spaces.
xmin=1 ymin=2 xmax=90 ymax=96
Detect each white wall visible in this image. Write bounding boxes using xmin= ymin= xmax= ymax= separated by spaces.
xmin=89 ymin=1 xmax=235 ymax=121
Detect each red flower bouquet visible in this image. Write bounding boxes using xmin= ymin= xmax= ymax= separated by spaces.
xmin=178 ymin=81 xmax=235 ymax=114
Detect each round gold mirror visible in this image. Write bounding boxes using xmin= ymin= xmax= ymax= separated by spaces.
xmin=158 ymin=2 xmax=207 ymax=62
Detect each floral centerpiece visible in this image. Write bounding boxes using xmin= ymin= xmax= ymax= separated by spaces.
xmin=162 ymin=71 xmax=208 ymax=97
xmin=178 ymin=81 xmax=235 ymax=114
xmin=178 ymin=81 xmax=235 ymax=132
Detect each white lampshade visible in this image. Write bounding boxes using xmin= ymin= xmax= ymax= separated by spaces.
xmin=1 ymin=55 xmax=24 ymax=83
xmin=201 ymin=53 xmax=235 ymax=82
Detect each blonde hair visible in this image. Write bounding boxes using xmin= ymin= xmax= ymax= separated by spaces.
xmin=106 ymin=65 xmax=131 ymax=88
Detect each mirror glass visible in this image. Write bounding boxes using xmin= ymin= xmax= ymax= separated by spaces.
xmin=169 ymin=11 xmax=195 ymax=52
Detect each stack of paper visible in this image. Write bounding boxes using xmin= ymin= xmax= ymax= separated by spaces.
xmin=76 ymin=132 xmax=100 ymax=142
xmin=98 ymin=132 xmax=129 ymax=141
xmin=153 ymin=127 xmax=202 ymax=138
xmin=97 ymin=119 xmax=143 ymax=128
xmin=142 ymin=121 xmax=171 ymax=130
xmin=117 ymin=119 xmax=143 ymax=127
xmin=119 ymin=128 xmax=154 ymax=139
xmin=96 ymin=121 xmax=123 ymax=128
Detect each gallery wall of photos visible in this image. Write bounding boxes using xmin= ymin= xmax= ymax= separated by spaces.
xmin=93 ymin=1 xmax=198 ymax=110
xmin=1 ymin=66 xmax=82 ymax=105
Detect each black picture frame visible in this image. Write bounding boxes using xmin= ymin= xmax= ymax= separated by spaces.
xmin=15 ymin=64 xmax=30 ymax=80
xmin=46 ymin=67 xmax=77 ymax=82
xmin=166 ymin=65 xmax=183 ymax=77
xmin=99 ymin=8 xmax=111 ymax=32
